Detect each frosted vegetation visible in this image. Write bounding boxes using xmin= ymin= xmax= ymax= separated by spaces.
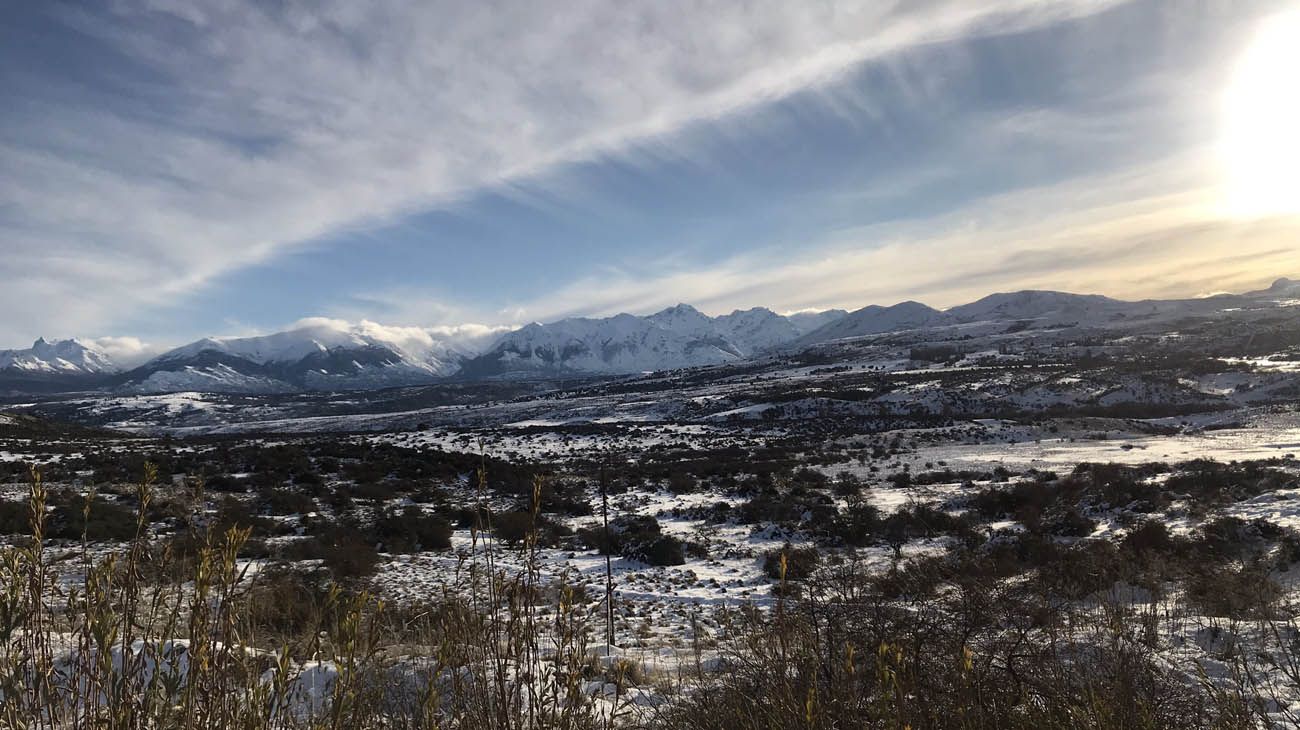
xmin=3 ymin=423 xmax=1300 ymax=727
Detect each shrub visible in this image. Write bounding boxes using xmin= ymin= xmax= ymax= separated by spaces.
xmin=634 ymin=535 xmax=686 ymax=566
xmin=881 ymin=503 xmax=970 ymax=552
xmin=832 ymin=471 xmax=863 ymax=497
xmin=762 ymin=544 xmax=819 ymax=581
xmin=1183 ymin=563 xmax=1280 ymax=619
xmin=204 ymin=473 xmax=247 ymax=493
xmin=536 ymin=480 xmax=593 ymax=516
xmin=685 ymin=540 xmax=709 ymax=559
xmin=256 ymin=486 xmax=315 ymax=516
xmin=371 ymin=506 xmax=452 ymax=553
xmin=606 ymin=515 xmax=662 ymax=550
xmin=1122 ymin=520 xmax=1175 ymax=558
xmin=490 ymin=510 xmax=572 ymax=547
xmin=240 ymin=566 xmax=326 ymax=639
xmin=828 ymin=500 xmax=882 ymax=547
xmin=1048 ymin=507 xmax=1096 ymax=537
xmin=0 ymin=499 xmax=28 ymax=535
xmin=321 ymin=528 xmax=381 ymax=579
xmin=580 ymin=514 xmax=685 ymax=565
xmin=1039 ymin=540 xmax=1122 ymax=599
xmin=1193 ymin=516 xmax=1265 ymax=562
xmin=212 ymin=496 xmax=283 ymax=537
xmin=492 ymin=510 xmax=534 ymax=545
xmin=667 ymin=471 xmax=697 ymax=494
xmin=49 ymin=493 xmax=137 ymax=541
xmin=888 ymin=471 xmax=912 ymax=489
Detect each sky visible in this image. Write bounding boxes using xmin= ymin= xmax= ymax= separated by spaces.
xmin=2 ymin=0 xmax=1299 ymax=359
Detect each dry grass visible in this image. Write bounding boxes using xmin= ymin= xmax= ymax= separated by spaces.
xmin=0 ymin=465 xmax=634 ymax=729
xmin=2 ymin=462 xmax=1297 ymax=729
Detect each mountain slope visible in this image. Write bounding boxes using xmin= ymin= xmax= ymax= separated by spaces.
xmin=464 ymin=304 xmax=835 ymax=376
xmin=464 ymin=307 xmax=739 ymax=376
xmin=0 ymin=338 xmax=116 ymax=375
xmin=0 ymin=338 xmax=121 ymax=393
xmin=794 ymin=301 xmax=943 ymax=345
xmin=714 ymin=308 xmax=802 ymax=354
xmin=787 ymin=309 xmax=848 ymax=335
xmin=794 ymin=288 xmax=1198 ymax=347
xmin=1250 ymin=277 xmax=1300 ymax=300
xmin=943 ymin=290 xmax=1132 ymax=325
xmin=125 ymin=320 xmax=489 ymax=393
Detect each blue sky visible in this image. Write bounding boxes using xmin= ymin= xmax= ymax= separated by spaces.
xmin=2 ymin=0 xmax=1299 ymax=358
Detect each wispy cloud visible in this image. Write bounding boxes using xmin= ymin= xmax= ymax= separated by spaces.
xmin=0 ymin=0 xmax=1131 ymax=344
xmin=85 ymin=336 xmax=162 ymax=368
xmin=483 ymin=152 xmax=1298 ymax=320
xmin=288 ymin=317 xmax=511 ymax=354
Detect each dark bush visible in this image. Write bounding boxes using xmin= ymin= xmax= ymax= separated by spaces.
xmin=49 ymin=494 xmax=137 ymax=541
xmin=1039 ymin=540 xmax=1122 ymax=599
xmin=256 ymin=486 xmax=315 ymax=516
xmin=881 ymin=503 xmax=971 ymax=553
xmin=0 ymin=499 xmax=28 ymax=535
xmin=634 ymin=535 xmax=686 ymax=566
xmin=321 ymin=529 xmax=381 ymax=579
xmin=371 ymin=506 xmax=452 ymax=553
xmin=537 ymin=480 xmax=593 ymax=516
xmin=832 ymin=471 xmax=863 ymax=497
xmin=1122 ymin=520 xmax=1176 ymax=558
xmin=580 ymin=514 xmax=683 ymax=565
xmin=492 ymin=510 xmax=534 ymax=545
xmin=241 ymin=566 xmax=326 ymax=639
xmin=667 ymin=472 xmax=698 ymax=494
xmin=1193 ymin=516 xmax=1266 ymax=562
xmin=212 ymin=496 xmax=283 ymax=537
xmin=828 ymin=500 xmax=881 ymax=547
xmin=203 ymin=473 xmax=247 ymax=493
xmin=1183 ymin=563 xmax=1280 ymax=618
xmin=763 ymin=544 xmax=819 ymax=581
xmin=1048 ymin=507 xmax=1096 ymax=537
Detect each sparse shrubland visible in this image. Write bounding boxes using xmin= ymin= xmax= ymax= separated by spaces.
xmin=3 ymin=443 xmax=1300 ymax=728
xmin=0 ymin=465 xmax=625 ymax=729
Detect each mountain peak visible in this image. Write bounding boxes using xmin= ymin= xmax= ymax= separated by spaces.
xmin=647 ymin=303 xmax=712 ymax=330
xmin=724 ymin=306 xmax=777 ymax=316
xmin=652 ymin=303 xmax=706 ymax=317
xmin=944 ymin=290 xmax=1118 ymax=324
xmin=0 ymin=337 xmax=115 ymax=375
xmin=793 ymin=300 xmax=941 ymax=345
xmin=466 ymin=302 xmax=829 ymax=376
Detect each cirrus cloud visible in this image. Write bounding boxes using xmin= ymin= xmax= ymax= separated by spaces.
xmin=0 ymin=0 xmax=1130 ymax=344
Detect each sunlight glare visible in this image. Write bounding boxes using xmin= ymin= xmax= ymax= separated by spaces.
xmin=1220 ymin=9 xmax=1300 ymax=218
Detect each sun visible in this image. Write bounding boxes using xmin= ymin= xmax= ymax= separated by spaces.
xmin=1220 ymin=9 xmax=1300 ymax=219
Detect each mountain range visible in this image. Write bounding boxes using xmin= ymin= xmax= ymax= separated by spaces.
xmin=125 ymin=319 xmax=485 ymax=394
xmin=0 ymin=337 xmax=116 ymax=375
xmin=3 ymin=278 xmax=1295 ymax=395
xmin=463 ymin=304 xmax=845 ymax=377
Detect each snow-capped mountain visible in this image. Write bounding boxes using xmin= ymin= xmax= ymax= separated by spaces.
xmin=943 ymin=290 xmax=1134 ymax=325
xmin=787 ymin=309 xmax=850 ymax=335
xmin=711 ymin=307 xmax=848 ymax=353
xmin=794 ymin=301 xmax=942 ymax=345
xmin=1252 ymin=277 xmax=1300 ymax=300
xmin=464 ymin=304 xmax=840 ymax=376
xmin=3 ymin=276 xmax=1293 ymax=394
xmin=0 ymin=338 xmax=117 ymax=375
xmin=795 ymin=289 xmax=1203 ymax=347
xmin=124 ymin=319 xmax=497 ymax=393
xmin=713 ymin=308 xmax=801 ymax=354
